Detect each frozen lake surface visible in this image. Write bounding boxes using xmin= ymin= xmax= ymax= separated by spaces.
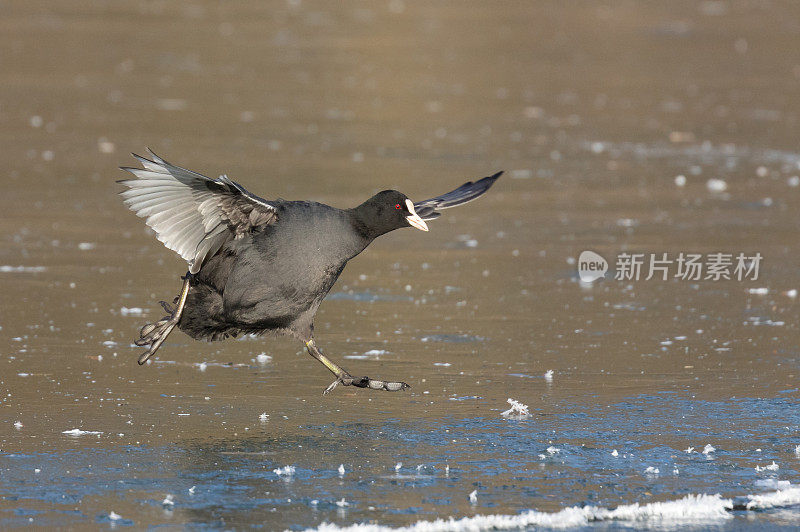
xmin=2 ymin=1 xmax=799 ymax=529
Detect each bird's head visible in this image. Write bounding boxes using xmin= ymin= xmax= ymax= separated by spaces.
xmin=353 ymin=190 xmax=429 ymax=238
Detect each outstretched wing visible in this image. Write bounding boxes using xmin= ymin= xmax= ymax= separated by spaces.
xmin=413 ymin=171 xmax=503 ymax=221
xmin=118 ymin=150 xmax=277 ymax=274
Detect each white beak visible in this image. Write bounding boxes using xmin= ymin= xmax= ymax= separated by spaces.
xmin=405 ymin=198 xmax=429 ymax=232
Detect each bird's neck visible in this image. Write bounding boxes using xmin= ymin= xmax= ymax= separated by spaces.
xmin=348 ymin=200 xmax=395 ymax=242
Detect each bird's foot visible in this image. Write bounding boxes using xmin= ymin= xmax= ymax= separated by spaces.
xmin=134 ymin=301 xmax=180 ymax=365
xmin=323 ymin=374 xmax=410 ymax=395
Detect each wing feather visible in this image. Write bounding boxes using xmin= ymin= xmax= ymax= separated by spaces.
xmin=118 ymin=150 xmax=277 ymax=273
xmin=412 ymin=171 xmax=502 ymax=221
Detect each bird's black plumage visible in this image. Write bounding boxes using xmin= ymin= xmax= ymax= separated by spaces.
xmin=119 ymin=150 xmax=501 ymax=394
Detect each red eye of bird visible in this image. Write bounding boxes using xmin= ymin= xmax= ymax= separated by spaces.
xmin=395 ymin=203 xmax=402 ymax=210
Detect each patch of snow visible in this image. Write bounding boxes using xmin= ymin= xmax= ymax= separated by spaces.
xmin=273 ymin=465 xmax=296 ymax=476
xmin=755 ymin=479 xmax=791 ymax=490
xmin=62 ymin=429 xmax=103 ymax=436
xmin=706 ymin=178 xmax=728 ymax=192
xmin=0 ymin=265 xmax=46 ymax=273
xmin=755 ymin=461 xmax=779 ymax=472
xmin=307 ymin=493 xmax=738 ymax=531
xmin=501 ymin=398 xmax=531 ymax=419
xmin=746 ymin=485 xmax=800 ymax=510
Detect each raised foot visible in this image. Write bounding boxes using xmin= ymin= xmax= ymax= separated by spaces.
xmin=323 ymin=375 xmax=411 ymax=395
xmin=134 ymin=300 xmax=179 ymax=365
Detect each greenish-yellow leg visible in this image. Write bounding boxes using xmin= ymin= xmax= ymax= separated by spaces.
xmin=305 ymin=339 xmax=410 ymax=395
xmin=135 ymin=272 xmax=192 ymax=365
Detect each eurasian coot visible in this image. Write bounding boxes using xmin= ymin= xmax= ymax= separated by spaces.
xmin=119 ymin=151 xmax=501 ymax=394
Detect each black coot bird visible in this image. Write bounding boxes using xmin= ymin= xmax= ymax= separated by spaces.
xmin=119 ymin=151 xmax=501 ymax=394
